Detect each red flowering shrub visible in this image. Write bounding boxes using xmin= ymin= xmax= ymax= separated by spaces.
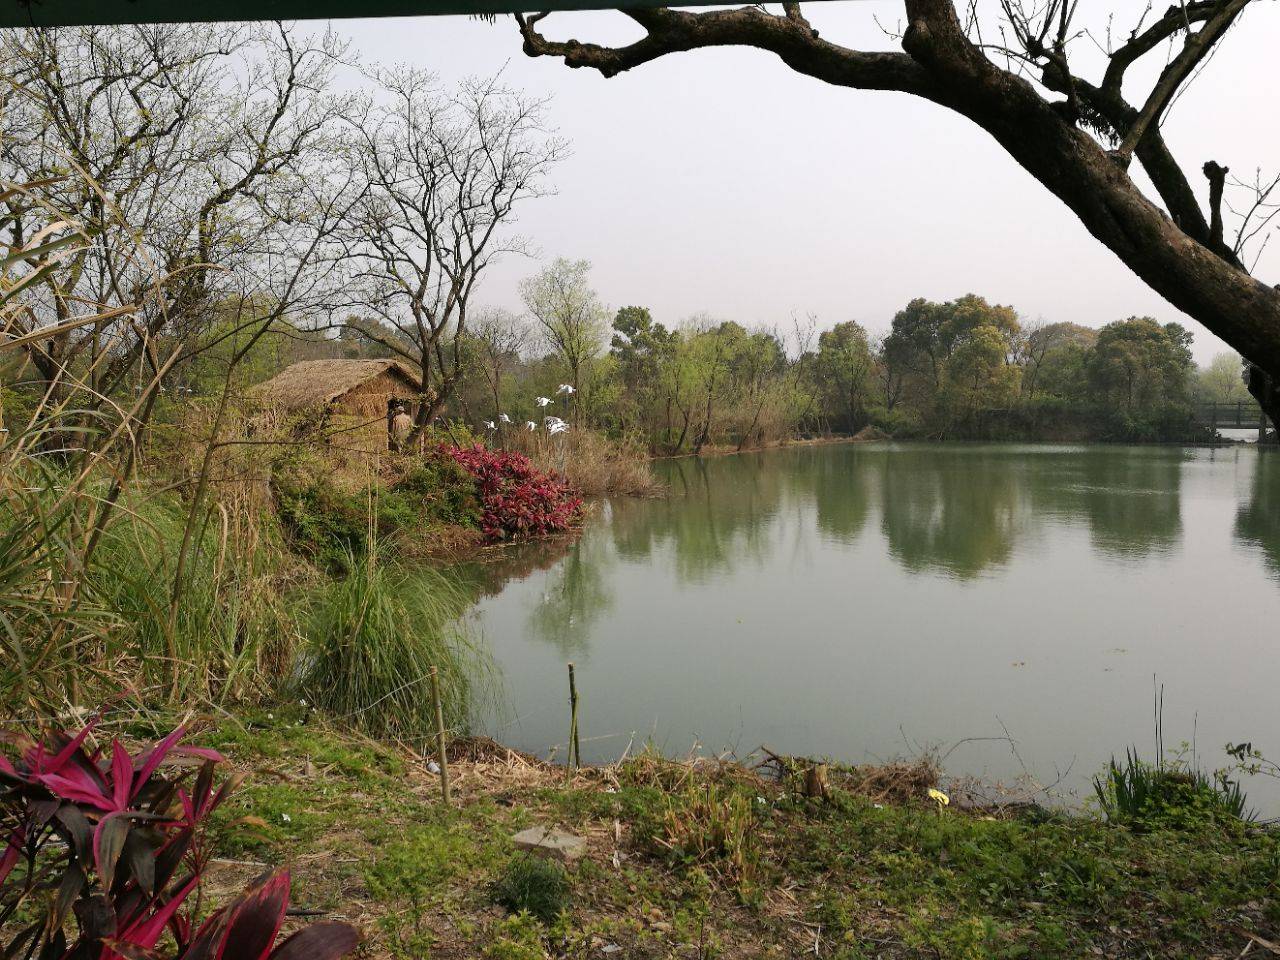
xmin=441 ymin=444 xmax=583 ymax=542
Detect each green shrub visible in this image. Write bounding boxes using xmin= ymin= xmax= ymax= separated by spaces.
xmin=275 ymin=449 xmax=481 ymax=570
xmin=491 ymin=855 xmax=570 ymax=924
xmin=392 ymin=453 xmax=482 ymax=528
xmin=276 ymin=478 xmax=370 ymax=571
xmin=1094 ymin=748 xmax=1251 ymax=828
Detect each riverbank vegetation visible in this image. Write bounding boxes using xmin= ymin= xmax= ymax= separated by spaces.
xmin=3 ymin=23 xmax=1278 ymax=960
xmin=454 ymin=284 xmax=1248 ymax=452
xmin=8 ymin=710 xmax=1276 ymax=960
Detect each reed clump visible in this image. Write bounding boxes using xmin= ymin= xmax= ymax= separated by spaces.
xmin=295 ymin=547 xmax=490 ymax=742
xmin=652 ymin=781 xmax=759 ymax=888
xmin=1094 ymin=748 xmax=1251 ymax=827
xmin=508 ymin=428 xmax=662 ymax=498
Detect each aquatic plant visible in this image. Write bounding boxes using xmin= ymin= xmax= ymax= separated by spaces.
xmin=1093 ymin=748 xmax=1251 ymax=827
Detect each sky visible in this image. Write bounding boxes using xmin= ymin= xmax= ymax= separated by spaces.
xmin=337 ymin=1 xmax=1279 ymax=364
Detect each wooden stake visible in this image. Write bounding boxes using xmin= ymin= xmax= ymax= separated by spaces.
xmin=567 ymin=662 xmax=581 ymax=770
xmin=429 ymin=666 xmax=450 ymax=804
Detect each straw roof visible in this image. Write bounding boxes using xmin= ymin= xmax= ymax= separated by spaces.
xmin=247 ymin=358 xmax=422 ymax=410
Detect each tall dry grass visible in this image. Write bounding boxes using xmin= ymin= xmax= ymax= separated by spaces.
xmin=506 ymin=428 xmax=662 ymax=498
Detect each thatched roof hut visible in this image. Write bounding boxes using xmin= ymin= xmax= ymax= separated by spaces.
xmin=248 ymin=359 xmax=423 ymax=418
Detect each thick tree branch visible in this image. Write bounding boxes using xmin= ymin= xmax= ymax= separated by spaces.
xmin=1203 ymin=160 xmax=1228 ymax=249
xmin=515 ymin=0 xmax=1280 ymax=405
xmin=517 ymin=6 xmax=937 ymax=97
xmin=1112 ymin=0 xmax=1249 ymax=165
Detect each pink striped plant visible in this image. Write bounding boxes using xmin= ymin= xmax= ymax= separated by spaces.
xmin=0 ymin=721 xmax=358 ymax=960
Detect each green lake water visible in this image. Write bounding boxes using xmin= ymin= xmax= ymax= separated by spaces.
xmin=469 ymin=442 xmax=1280 ymax=810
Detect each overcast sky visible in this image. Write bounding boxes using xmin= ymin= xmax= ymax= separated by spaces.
xmin=338 ymin=1 xmax=1279 ymax=364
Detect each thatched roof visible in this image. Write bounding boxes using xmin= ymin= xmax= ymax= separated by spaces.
xmin=247 ymin=359 xmax=421 ymax=410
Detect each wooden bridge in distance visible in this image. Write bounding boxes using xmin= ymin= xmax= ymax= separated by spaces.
xmin=1193 ymin=401 xmax=1270 ymax=438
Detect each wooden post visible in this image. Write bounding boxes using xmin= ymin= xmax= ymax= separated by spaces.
xmin=803 ymin=763 xmax=829 ymax=801
xmin=567 ymin=662 xmax=581 ymax=771
xmin=429 ymin=666 xmax=450 ymax=804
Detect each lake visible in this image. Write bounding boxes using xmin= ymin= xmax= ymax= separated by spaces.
xmin=468 ymin=442 xmax=1280 ymax=812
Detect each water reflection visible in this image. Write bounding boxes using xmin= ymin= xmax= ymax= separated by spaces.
xmin=470 ymin=443 xmax=1280 ymax=812
xmin=878 ymin=447 xmax=1027 ymax=579
xmin=479 ymin=444 xmax=1270 ymax=653
xmin=527 ymin=532 xmax=613 ymax=657
xmin=1073 ymin=451 xmax=1184 ymax=559
xmin=806 ymin=446 xmax=872 ymax=545
xmin=1236 ymin=450 xmax=1280 ymax=577
xmin=610 ymin=454 xmax=786 ymax=582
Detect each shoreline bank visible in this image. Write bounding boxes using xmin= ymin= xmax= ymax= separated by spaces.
xmin=185 ymin=710 xmax=1280 ymax=959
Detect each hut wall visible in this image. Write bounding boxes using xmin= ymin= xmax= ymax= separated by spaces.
xmin=330 ymin=371 xmax=417 ymax=418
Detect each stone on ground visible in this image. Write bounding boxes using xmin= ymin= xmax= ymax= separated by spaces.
xmin=511 ymin=826 xmax=588 ymax=863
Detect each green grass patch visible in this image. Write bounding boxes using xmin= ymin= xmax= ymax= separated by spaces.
xmin=492 ymin=855 xmax=570 ymax=924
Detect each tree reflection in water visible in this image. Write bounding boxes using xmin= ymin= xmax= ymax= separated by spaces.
xmin=1236 ymin=450 xmax=1280 ymax=578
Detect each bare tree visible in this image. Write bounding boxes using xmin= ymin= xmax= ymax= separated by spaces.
xmin=515 ymin=1 xmax=1280 ymax=424
xmin=0 ymin=24 xmax=347 ymax=409
xmin=471 ymin=305 xmax=528 ymax=442
xmin=340 ymin=69 xmax=565 ymax=431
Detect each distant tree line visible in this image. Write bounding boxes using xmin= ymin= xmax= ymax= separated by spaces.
xmin=442 ymin=269 xmax=1235 ymax=451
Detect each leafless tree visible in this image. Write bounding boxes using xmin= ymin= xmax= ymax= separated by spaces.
xmin=471 ymin=305 xmax=528 ymax=442
xmin=0 ymin=24 xmax=348 ymax=409
xmin=515 ymin=0 xmax=1280 ymax=423
xmin=339 ymin=69 xmax=565 ymax=431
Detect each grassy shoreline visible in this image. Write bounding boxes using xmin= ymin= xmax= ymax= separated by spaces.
xmin=185 ymin=709 xmax=1280 ymax=960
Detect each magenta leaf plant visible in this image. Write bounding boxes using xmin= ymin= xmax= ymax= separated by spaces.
xmin=0 ymin=720 xmax=358 ymax=960
xmin=443 ymin=443 xmax=583 ymax=541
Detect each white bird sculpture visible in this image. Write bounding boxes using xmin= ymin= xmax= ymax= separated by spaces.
xmin=535 ymin=396 xmax=552 ymax=407
xmin=556 ymin=383 xmax=575 ymax=395
xmin=499 ymin=413 xmax=512 ymax=424
xmin=483 ymin=420 xmax=496 ymax=430
xmin=525 ymin=420 xmax=536 ymax=431
xmin=548 ymin=421 xmax=569 ymax=435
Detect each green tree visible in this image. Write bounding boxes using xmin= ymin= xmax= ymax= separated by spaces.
xmin=814 ymin=321 xmax=874 ymax=431
xmin=880 ymin=294 xmax=1021 ymax=430
xmin=1087 ymin=318 xmax=1193 ymax=408
xmin=1022 ymin=322 xmax=1097 ymax=400
xmin=610 ymin=305 xmax=676 ymax=438
xmin=1196 ymin=352 xmax=1251 ymax=404
xmin=521 ymin=258 xmax=609 ymax=420
xmin=943 ymin=322 xmax=1022 ymax=414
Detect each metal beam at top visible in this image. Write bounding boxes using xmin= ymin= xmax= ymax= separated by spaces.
xmin=0 ymin=0 xmax=758 ymax=29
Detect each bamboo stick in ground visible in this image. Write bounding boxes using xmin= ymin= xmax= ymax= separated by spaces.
xmin=568 ymin=662 xmax=581 ymax=771
xmin=429 ymin=665 xmax=451 ymax=804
